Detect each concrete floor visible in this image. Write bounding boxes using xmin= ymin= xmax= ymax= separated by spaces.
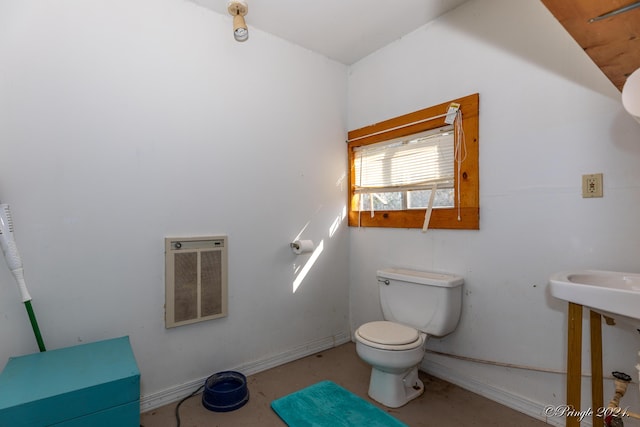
xmin=140 ymin=342 xmax=550 ymax=427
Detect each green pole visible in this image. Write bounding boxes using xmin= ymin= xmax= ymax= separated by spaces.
xmin=24 ymin=300 xmax=46 ymax=352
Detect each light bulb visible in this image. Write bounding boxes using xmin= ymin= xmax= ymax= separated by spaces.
xmin=234 ymin=26 xmax=248 ymax=42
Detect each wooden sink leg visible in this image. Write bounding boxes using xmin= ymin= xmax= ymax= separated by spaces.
xmin=567 ymin=302 xmax=582 ymax=427
xmin=590 ymin=310 xmax=604 ymax=427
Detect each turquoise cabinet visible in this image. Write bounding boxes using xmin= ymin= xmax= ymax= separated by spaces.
xmin=0 ymin=336 xmax=140 ymax=426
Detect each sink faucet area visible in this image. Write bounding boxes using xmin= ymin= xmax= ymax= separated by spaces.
xmin=549 ymin=270 xmax=640 ymax=329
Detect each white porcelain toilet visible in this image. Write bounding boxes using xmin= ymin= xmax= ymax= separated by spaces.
xmin=355 ymin=268 xmax=463 ymax=408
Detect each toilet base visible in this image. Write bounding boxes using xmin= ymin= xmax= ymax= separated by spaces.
xmin=367 ymin=365 xmax=424 ymax=408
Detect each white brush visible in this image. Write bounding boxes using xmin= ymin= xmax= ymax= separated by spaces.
xmin=0 ymin=203 xmax=46 ymax=351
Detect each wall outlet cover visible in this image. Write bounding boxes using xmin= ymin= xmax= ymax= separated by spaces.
xmin=582 ymin=173 xmax=603 ymax=198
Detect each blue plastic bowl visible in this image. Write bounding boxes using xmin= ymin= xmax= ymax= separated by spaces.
xmin=202 ymin=371 xmax=249 ymax=412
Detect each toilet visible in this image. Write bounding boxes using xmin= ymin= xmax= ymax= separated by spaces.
xmin=355 ymin=268 xmax=463 ymax=408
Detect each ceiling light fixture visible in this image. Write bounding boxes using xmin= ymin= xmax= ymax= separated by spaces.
xmin=227 ymin=1 xmax=249 ymax=42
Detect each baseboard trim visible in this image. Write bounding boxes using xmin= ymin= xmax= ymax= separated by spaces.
xmin=421 ymin=359 xmax=570 ymax=427
xmin=140 ymin=331 xmax=352 ymax=412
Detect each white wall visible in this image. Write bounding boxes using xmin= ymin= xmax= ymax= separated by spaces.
xmin=4 ymin=0 xmax=640 ymax=421
xmin=0 ymin=0 xmax=350 ymax=407
xmin=348 ymin=0 xmax=640 ymax=423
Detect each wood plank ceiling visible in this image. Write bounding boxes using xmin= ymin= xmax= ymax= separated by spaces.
xmin=540 ymin=0 xmax=640 ymax=91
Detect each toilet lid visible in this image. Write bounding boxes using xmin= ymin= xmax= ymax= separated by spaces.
xmin=357 ymin=321 xmax=420 ymax=346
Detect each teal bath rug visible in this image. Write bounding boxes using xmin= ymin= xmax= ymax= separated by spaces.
xmin=270 ymin=380 xmax=408 ymax=427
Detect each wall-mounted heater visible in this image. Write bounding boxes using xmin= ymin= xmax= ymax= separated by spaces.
xmin=165 ymin=236 xmax=228 ymax=328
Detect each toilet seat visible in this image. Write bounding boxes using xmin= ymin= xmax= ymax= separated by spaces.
xmin=355 ymin=321 xmax=424 ymax=351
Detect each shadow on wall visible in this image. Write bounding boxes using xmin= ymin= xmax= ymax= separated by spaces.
xmin=444 ymin=0 xmax=619 ymax=99
xmin=608 ymin=112 xmax=640 ymax=153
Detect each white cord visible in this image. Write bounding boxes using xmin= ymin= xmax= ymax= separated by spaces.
xmin=454 ymin=111 xmax=467 ymax=221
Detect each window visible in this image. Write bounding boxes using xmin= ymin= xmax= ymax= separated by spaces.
xmin=354 ymin=126 xmax=455 ymax=211
xmin=347 ymin=93 xmax=479 ymax=230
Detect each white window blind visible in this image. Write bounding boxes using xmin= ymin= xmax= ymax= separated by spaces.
xmin=353 ymin=127 xmax=454 ymax=194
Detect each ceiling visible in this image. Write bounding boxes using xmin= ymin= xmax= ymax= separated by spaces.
xmin=189 ymin=0 xmax=640 ymax=91
xmin=188 ymin=0 xmax=470 ymax=65
xmin=541 ymin=0 xmax=640 ymax=91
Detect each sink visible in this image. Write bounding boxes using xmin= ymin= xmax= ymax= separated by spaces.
xmin=549 ymin=270 xmax=640 ymax=328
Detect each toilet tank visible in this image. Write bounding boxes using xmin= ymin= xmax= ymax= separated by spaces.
xmin=378 ymin=268 xmax=463 ymax=337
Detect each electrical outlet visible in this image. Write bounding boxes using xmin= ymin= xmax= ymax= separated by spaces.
xmin=582 ymin=173 xmax=603 ymax=198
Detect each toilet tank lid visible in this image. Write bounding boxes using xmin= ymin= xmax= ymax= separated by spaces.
xmin=377 ymin=268 xmax=463 ymax=287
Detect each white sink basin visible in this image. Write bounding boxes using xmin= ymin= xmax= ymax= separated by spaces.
xmin=549 ymin=270 xmax=640 ymax=328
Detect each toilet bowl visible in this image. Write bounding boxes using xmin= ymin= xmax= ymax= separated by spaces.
xmin=355 ymin=268 xmax=463 ymax=408
xmin=355 ymin=321 xmax=426 ymax=408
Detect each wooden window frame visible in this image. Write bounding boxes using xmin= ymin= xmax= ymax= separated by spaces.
xmin=347 ymin=93 xmax=479 ymax=230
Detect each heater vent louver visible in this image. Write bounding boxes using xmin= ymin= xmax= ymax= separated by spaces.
xmin=165 ymin=236 xmax=228 ymax=328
